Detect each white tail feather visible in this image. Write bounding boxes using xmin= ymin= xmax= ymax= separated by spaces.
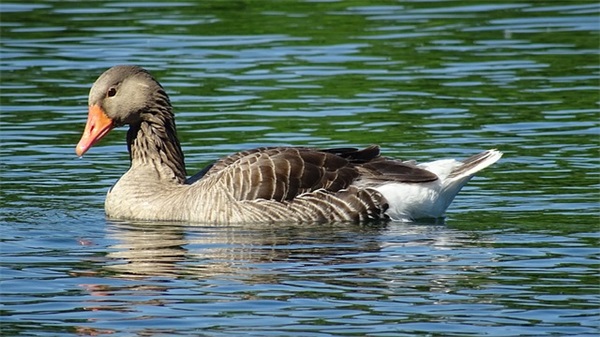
xmin=375 ymin=149 xmax=503 ymax=221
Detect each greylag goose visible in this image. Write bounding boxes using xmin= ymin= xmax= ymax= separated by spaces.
xmin=76 ymin=65 xmax=502 ymax=224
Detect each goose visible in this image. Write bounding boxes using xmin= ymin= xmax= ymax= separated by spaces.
xmin=76 ymin=65 xmax=502 ymax=224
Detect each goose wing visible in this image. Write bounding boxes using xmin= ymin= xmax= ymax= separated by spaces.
xmin=192 ymin=145 xmax=438 ymax=202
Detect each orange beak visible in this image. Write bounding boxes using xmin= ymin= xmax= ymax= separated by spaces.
xmin=75 ymin=104 xmax=114 ymax=157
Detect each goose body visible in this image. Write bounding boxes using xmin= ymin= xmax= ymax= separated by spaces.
xmin=76 ymin=65 xmax=502 ymax=224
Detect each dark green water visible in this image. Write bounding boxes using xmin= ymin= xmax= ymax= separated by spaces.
xmin=1 ymin=1 xmax=598 ymax=336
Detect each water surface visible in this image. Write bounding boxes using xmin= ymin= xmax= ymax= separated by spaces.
xmin=1 ymin=1 xmax=598 ymax=336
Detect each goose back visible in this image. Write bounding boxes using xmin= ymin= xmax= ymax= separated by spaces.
xmin=196 ymin=145 xmax=439 ymax=203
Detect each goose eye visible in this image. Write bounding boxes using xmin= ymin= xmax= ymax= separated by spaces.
xmin=107 ymin=87 xmax=117 ymax=97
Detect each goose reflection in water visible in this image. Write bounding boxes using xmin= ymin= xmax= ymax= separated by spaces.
xmin=102 ymin=220 xmax=389 ymax=279
xmin=100 ymin=220 xmax=492 ymax=285
xmin=75 ymin=220 xmax=498 ymax=336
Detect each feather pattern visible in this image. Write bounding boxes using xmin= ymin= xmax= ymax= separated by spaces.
xmin=78 ymin=65 xmax=502 ymax=224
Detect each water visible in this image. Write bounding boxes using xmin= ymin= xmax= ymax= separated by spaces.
xmin=1 ymin=1 xmax=599 ymax=336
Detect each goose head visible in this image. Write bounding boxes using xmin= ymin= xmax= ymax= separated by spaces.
xmin=75 ymin=65 xmax=164 ymax=157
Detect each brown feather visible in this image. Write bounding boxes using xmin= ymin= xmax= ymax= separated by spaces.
xmin=198 ymin=145 xmax=436 ymax=204
xmin=358 ymin=157 xmax=439 ymax=183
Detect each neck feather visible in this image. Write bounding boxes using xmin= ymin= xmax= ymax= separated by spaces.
xmin=126 ymin=90 xmax=186 ymax=183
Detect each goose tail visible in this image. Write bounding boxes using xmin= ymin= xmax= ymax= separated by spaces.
xmin=448 ymin=149 xmax=503 ymax=181
xmin=425 ymin=149 xmax=503 ymax=218
xmin=375 ymin=149 xmax=503 ymax=221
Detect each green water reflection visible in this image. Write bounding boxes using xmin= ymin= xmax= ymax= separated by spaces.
xmin=0 ymin=0 xmax=598 ymax=336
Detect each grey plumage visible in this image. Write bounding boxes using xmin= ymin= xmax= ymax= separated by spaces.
xmin=77 ymin=65 xmax=502 ymax=224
